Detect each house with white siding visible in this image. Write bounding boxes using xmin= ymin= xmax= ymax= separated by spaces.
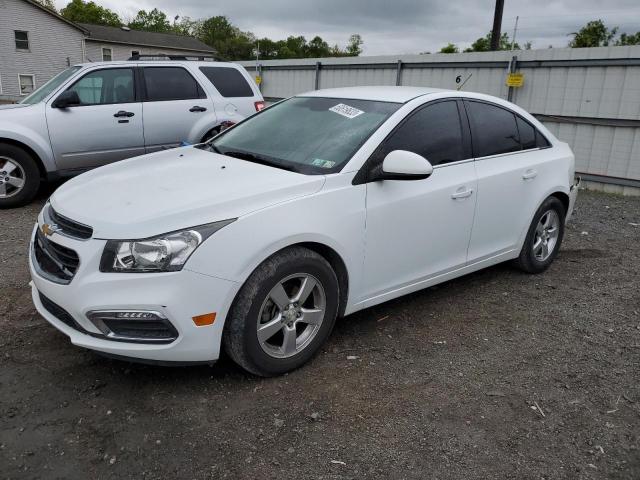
xmin=0 ymin=0 xmax=216 ymax=102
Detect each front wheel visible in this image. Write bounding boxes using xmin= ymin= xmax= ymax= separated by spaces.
xmin=515 ymin=196 xmax=566 ymax=274
xmin=0 ymin=144 xmax=41 ymax=208
xmin=223 ymin=247 xmax=339 ymax=376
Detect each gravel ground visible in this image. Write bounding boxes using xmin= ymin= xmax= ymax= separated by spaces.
xmin=1 ymin=187 xmax=639 ymax=480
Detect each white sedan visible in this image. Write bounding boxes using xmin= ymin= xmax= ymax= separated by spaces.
xmin=30 ymin=86 xmax=579 ymax=376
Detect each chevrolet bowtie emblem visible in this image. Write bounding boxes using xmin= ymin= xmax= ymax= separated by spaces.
xmin=41 ymin=223 xmax=59 ymax=237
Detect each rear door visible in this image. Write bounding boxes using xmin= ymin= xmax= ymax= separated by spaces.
xmin=198 ymin=66 xmax=260 ymax=119
xmin=46 ymin=67 xmax=144 ymax=170
xmin=141 ymin=66 xmax=215 ymax=152
xmin=464 ymin=100 xmax=553 ymax=261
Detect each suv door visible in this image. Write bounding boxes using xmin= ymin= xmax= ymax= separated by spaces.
xmin=463 ymin=100 xmax=552 ymax=261
xmin=46 ymin=67 xmax=144 ymax=170
xmin=361 ymin=100 xmax=477 ymax=298
xmin=140 ymin=66 xmax=215 ymax=152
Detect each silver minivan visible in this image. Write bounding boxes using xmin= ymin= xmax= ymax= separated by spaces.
xmin=0 ymin=59 xmax=264 ymax=207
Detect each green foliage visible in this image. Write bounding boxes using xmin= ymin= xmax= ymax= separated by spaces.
xmin=60 ymin=0 xmax=122 ymax=27
xmin=569 ymin=20 xmax=617 ymax=47
xmin=196 ymin=15 xmax=256 ymax=60
xmin=345 ymin=34 xmax=363 ymax=56
xmin=439 ymin=43 xmax=459 ymax=54
xmin=464 ymin=32 xmax=520 ymax=52
xmin=128 ymin=8 xmax=172 ymax=33
xmin=34 ymin=0 xmax=56 ymax=11
xmin=616 ymin=32 xmax=640 ymax=46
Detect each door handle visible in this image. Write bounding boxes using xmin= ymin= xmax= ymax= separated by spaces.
xmin=522 ymin=169 xmax=538 ymax=180
xmin=189 ymin=106 xmax=207 ymax=112
xmin=114 ymin=110 xmax=134 ymax=118
xmin=451 ymin=188 xmax=474 ymax=200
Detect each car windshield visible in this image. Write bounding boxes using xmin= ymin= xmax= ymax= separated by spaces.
xmin=204 ymin=96 xmax=401 ymax=174
xmin=19 ymin=66 xmax=82 ymax=105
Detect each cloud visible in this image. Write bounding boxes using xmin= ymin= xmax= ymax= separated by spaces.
xmin=53 ymin=0 xmax=640 ymax=54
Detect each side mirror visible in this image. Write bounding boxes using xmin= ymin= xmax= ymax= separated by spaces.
xmin=52 ymin=90 xmax=81 ymax=109
xmin=379 ymin=150 xmax=433 ymax=181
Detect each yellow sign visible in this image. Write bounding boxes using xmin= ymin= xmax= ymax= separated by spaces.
xmin=506 ymin=72 xmax=524 ymax=87
xmin=255 ymin=75 xmax=262 ymax=85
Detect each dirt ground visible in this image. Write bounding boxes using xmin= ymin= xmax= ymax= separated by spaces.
xmin=1 ymin=187 xmax=639 ymax=480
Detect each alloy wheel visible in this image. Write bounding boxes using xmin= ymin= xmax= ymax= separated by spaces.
xmin=257 ymin=273 xmax=326 ymax=358
xmin=533 ymin=209 xmax=560 ymax=261
xmin=0 ymin=157 xmax=26 ymax=198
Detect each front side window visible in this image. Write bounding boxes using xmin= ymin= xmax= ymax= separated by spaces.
xmin=102 ymin=47 xmax=113 ymax=61
xmin=375 ymin=101 xmax=468 ymax=167
xmin=20 ymin=66 xmax=81 ymax=104
xmin=15 ymin=31 xmax=29 ymax=50
xmin=465 ymin=101 xmax=521 ymax=157
xmin=19 ymin=75 xmax=35 ymax=95
xmin=66 ymin=68 xmax=134 ymax=105
xmin=199 ymin=67 xmax=253 ymax=97
xmin=143 ymin=67 xmax=205 ymax=101
xmin=206 ymin=97 xmax=400 ymax=174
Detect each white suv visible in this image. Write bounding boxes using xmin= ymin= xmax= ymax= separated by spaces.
xmin=0 ymin=59 xmax=264 ymax=207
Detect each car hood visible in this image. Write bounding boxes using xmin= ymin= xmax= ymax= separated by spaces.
xmin=0 ymin=103 xmax=31 ymax=111
xmin=50 ymin=147 xmax=325 ymax=239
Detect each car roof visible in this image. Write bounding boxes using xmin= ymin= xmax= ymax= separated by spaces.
xmin=74 ymin=60 xmax=242 ymax=68
xmin=299 ymin=86 xmax=450 ymax=103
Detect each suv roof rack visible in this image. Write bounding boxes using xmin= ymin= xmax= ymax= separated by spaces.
xmin=127 ymin=54 xmax=223 ymax=61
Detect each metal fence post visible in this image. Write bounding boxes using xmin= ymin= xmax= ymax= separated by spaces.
xmin=315 ymin=62 xmax=321 ymax=90
xmin=507 ymin=55 xmax=517 ymax=102
xmin=257 ymin=63 xmax=262 ymax=92
xmin=396 ymin=60 xmax=403 ymax=86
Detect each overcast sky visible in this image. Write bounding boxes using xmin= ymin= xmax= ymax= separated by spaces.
xmin=53 ymin=0 xmax=640 ymax=55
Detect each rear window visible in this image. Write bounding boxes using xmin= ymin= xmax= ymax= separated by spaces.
xmin=199 ymin=67 xmax=254 ymax=97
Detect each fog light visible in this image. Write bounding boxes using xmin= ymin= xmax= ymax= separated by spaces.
xmin=87 ymin=310 xmax=178 ymax=344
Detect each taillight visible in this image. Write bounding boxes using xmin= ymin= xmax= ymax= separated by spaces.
xmin=254 ymin=101 xmax=265 ymax=112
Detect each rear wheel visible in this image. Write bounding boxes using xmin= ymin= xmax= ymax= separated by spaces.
xmin=515 ymin=196 xmax=565 ymax=273
xmin=0 ymin=144 xmax=41 ymax=208
xmin=223 ymin=247 xmax=339 ymax=376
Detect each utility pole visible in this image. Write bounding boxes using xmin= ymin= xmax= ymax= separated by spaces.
xmin=510 ymin=15 xmax=519 ymax=50
xmin=490 ymin=0 xmax=505 ymax=51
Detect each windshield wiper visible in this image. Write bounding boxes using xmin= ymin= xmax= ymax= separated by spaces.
xmin=221 ymin=150 xmax=299 ymax=173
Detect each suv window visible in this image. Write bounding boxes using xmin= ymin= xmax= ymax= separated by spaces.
xmin=466 ymin=101 xmax=521 ymax=157
xmin=199 ymin=67 xmax=254 ymax=97
xmin=376 ymin=101 xmax=468 ymax=166
xmin=67 ymin=68 xmax=135 ymax=105
xmin=143 ymin=67 xmax=205 ymax=101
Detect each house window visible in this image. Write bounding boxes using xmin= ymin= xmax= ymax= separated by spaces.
xmin=15 ymin=31 xmax=29 ymax=50
xmin=102 ymin=47 xmax=113 ymax=61
xmin=19 ymin=74 xmax=35 ymax=95
xmin=131 ymin=50 xmax=140 ymax=58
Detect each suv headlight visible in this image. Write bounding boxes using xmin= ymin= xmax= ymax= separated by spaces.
xmin=100 ymin=220 xmax=235 ymax=273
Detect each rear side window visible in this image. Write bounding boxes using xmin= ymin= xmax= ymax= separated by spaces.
xmin=376 ymin=101 xmax=468 ymax=166
xmin=199 ymin=67 xmax=254 ymax=97
xmin=516 ymin=116 xmax=536 ymax=149
xmin=466 ymin=101 xmax=521 ymax=157
xmin=143 ymin=67 xmax=205 ymax=101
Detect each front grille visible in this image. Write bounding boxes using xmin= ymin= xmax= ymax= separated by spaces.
xmin=39 ymin=292 xmax=87 ymax=333
xmin=48 ymin=206 xmax=93 ymax=240
xmin=33 ymin=229 xmax=80 ymax=284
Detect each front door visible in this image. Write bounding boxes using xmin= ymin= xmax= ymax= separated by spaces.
xmin=362 ymin=100 xmax=477 ymax=300
xmin=46 ymin=67 xmax=144 ymax=171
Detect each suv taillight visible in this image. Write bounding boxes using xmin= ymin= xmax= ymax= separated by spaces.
xmin=254 ymin=101 xmax=265 ymax=112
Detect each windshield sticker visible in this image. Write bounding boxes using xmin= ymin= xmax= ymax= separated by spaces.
xmin=312 ymin=159 xmax=336 ymax=168
xmin=329 ymin=103 xmax=364 ymax=119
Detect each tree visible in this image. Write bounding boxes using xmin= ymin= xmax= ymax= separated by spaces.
xmin=345 ymin=34 xmax=363 ymax=56
xmin=307 ymin=36 xmax=332 ymax=58
xmin=196 ymin=15 xmax=256 ymax=60
xmin=128 ymin=8 xmax=172 ymax=33
xmin=464 ymin=32 xmax=520 ymax=52
xmin=60 ymin=0 xmax=122 ymax=26
xmin=615 ymin=32 xmax=640 ymax=46
xmin=34 ymin=0 xmax=56 ymax=11
xmin=439 ymin=43 xmax=459 ymax=54
xmin=569 ymin=20 xmax=617 ymax=47
xmin=172 ymin=16 xmax=201 ymax=37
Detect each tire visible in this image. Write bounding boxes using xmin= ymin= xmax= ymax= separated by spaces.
xmin=515 ymin=196 xmax=566 ymax=274
xmin=0 ymin=143 xmax=41 ymax=208
xmin=200 ymin=127 xmax=220 ymax=143
xmin=223 ymin=247 xmax=339 ymax=377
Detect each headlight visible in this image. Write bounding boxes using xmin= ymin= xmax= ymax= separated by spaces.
xmin=99 ymin=219 xmax=235 ymax=273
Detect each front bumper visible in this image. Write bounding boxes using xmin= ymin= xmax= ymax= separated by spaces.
xmin=29 ymin=224 xmax=239 ymax=363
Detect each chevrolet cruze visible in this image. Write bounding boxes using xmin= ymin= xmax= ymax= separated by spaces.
xmin=29 ymin=86 xmax=579 ymax=376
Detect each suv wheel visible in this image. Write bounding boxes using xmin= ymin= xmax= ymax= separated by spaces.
xmin=0 ymin=144 xmax=40 ymax=208
xmin=515 ymin=196 xmax=566 ymax=273
xmin=223 ymin=247 xmax=339 ymax=376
